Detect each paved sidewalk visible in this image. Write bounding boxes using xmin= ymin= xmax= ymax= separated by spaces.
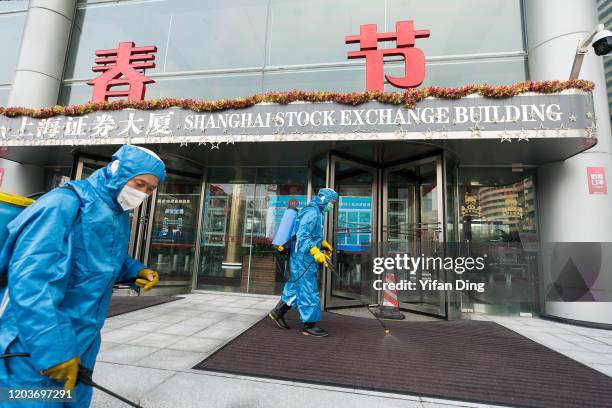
xmin=468 ymin=313 xmax=612 ymax=378
xmin=92 ymin=292 xmax=612 ymax=408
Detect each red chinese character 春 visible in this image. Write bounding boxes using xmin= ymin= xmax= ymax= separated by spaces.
xmin=346 ymin=20 xmax=430 ymax=91
xmin=87 ymin=42 xmax=157 ymax=102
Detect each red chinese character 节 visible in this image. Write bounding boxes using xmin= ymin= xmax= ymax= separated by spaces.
xmin=87 ymin=41 xmax=157 ymax=102
xmin=346 ymin=20 xmax=430 ymax=91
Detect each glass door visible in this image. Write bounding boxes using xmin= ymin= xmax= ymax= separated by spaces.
xmin=383 ymin=157 xmax=446 ymax=317
xmin=74 ymin=156 xmax=144 ymax=258
xmin=326 ymin=155 xmax=378 ymax=308
xmin=145 ymin=171 xmax=202 ymax=288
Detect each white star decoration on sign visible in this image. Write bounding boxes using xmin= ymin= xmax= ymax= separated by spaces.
xmin=469 ymin=122 xmax=484 ymax=137
xmin=569 ymin=114 xmax=577 ymax=122
xmin=534 ymin=123 xmax=547 ymax=137
xmin=585 ymin=123 xmax=597 ymax=138
xmin=555 ymin=123 xmax=568 ymax=137
xmin=517 ymin=128 xmax=529 ymax=142
xmin=499 ymin=128 xmax=512 ymax=143
xmin=439 ymin=125 xmax=448 ymax=139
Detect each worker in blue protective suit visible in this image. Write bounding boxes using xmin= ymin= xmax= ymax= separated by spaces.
xmin=268 ymin=188 xmax=338 ymax=337
xmin=0 ymin=144 xmax=165 ymax=407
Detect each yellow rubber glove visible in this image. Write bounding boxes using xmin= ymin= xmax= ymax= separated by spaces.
xmin=135 ymin=269 xmax=159 ymax=292
xmin=310 ymin=246 xmax=329 ymax=267
xmin=41 ymin=356 xmax=80 ymax=390
xmin=321 ymin=240 xmax=333 ymax=253
xmin=321 ymin=240 xmax=333 ymax=256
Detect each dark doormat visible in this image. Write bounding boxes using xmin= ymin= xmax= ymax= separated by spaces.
xmin=194 ymin=310 xmax=612 ymax=408
xmin=107 ymin=295 xmax=181 ymax=317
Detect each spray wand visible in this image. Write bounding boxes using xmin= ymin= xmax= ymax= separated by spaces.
xmin=325 ymin=261 xmax=390 ymax=335
xmin=0 ymin=353 xmax=143 ymax=408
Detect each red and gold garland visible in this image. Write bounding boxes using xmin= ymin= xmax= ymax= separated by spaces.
xmin=0 ymin=80 xmax=594 ymax=119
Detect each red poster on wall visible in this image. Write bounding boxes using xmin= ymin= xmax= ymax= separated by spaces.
xmin=587 ymin=167 xmax=607 ymax=194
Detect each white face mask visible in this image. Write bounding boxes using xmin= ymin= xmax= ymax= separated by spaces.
xmin=117 ymin=185 xmax=148 ymax=211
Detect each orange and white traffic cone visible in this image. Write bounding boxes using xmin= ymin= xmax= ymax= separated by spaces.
xmin=374 ymin=271 xmax=405 ymax=320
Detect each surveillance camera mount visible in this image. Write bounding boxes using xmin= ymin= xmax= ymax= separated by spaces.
xmin=569 ymin=24 xmax=606 ymax=80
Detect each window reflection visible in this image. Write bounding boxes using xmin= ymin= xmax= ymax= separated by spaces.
xmin=458 ymin=169 xmax=539 ymax=315
xmin=148 ymin=172 xmax=202 ymax=283
xmin=197 ymin=167 xmax=308 ymax=294
xmin=0 ymin=13 xmax=26 ymax=84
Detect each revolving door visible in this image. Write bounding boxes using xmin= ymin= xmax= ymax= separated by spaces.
xmin=325 ymin=153 xmax=447 ymax=318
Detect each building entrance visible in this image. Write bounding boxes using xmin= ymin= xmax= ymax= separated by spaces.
xmin=74 ymin=154 xmax=203 ymax=294
xmin=325 ymin=153 xmax=447 ymax=318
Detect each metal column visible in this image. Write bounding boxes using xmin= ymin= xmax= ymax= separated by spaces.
xmin=8 ymin=0 xmax=77 ymax=108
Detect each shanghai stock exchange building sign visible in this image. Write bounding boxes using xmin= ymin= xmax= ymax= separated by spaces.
xmin=0 ymin=92 xmax=596 ymax=147
xmin=0 ymin=92 xmax=596 ymax=146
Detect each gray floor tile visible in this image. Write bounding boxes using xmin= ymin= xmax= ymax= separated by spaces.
xmin=207 ymin=319 xmax=254 ymax=330
xmin=126 ymin=331 xmax=184 ymax=348
xmin=578 ymin=342 xmax=612 ymax=353
xmin=139 ymin=372 xmax=422 ymax=408
xmin=192 ymin=326 xmax=244 ymax=340
xmin=180 ymin=316 xmax=222 ymax=328
xmin=556 ymin=333 xmax=601 ymax=344
xmin=101 ymin=318 xmax=135 ymax=330
xmin=158 ymin=322 xmax=212 ymax=336
xmin=524 ymin=333 xmax=583 ymax=350
xmin=125 ymin=320 xmax=174 ymax=333
xmin=166 ymin=337 xmax=225 ymax=353
xmin=421 ymin=397 xmax=492 ymax=407
xmin=590 ymin=363 xmax=612 ymax=377
xmin=144 ymin=313 xmax=190 ymax=324
xmin=91 ymin=362 xmax=175 ymax=407
xmin=163 ymin=308 xmax=207 ymax=318
xmin=191 ymin=311 xmax=233 ymax=320
xmin=98 ymin=341 xmax=120 ymax=353
xmin=591 ymin=336 xmax=612 ymax=346
xmin=101 ymin=328 xmax=146 ymax=344
xmin=96 ymin=344 xmax=160 ymax=364
xmin=227 ymin=313 xmax=266 ymax=323
xmin=562 ymin=350 xmax=612 ymax=365
xmin=135 ymin=348 xmax=205 ymax=371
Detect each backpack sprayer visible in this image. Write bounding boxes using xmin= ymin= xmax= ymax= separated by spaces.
xmin=0 ymin=193 xmax=144 ymax=408
xmin=272 ymin=207 xmax=314 ymax=283
xmin=273 ymin=206 xmax=390 ymax=334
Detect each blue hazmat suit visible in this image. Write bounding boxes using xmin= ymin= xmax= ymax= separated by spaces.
xmin=0 ymin=145 xmax=165 ymax=407
xmin=281 ymin=188 xmax=338 ymax=323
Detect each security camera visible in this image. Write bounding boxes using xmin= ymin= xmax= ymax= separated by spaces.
xmin=570 ymin=24 xmax=612 ymax=79
xmin=592 ymin=29 xmax=612 ymax=56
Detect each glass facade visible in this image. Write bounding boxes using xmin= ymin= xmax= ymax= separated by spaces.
xmin=0 ymin=6 xmax=27 ymax=101
xmin=60 ymin=0 xmax=527 ymax=105
xmin=457 ymin=167 xmax=539 ymax=315
xmin=4 ymin=0 xmax=559 ymax=320
xmin=197 ymin=167 xmax=308 ymax=294
xmin=147 ymin=171 xmax=202 ymax=284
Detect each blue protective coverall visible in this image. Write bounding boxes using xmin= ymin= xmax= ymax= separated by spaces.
xmin=280 ymin=188 xmax=338 ymax=323
xmin=0 ymin=145 xmax=165 ymax=407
